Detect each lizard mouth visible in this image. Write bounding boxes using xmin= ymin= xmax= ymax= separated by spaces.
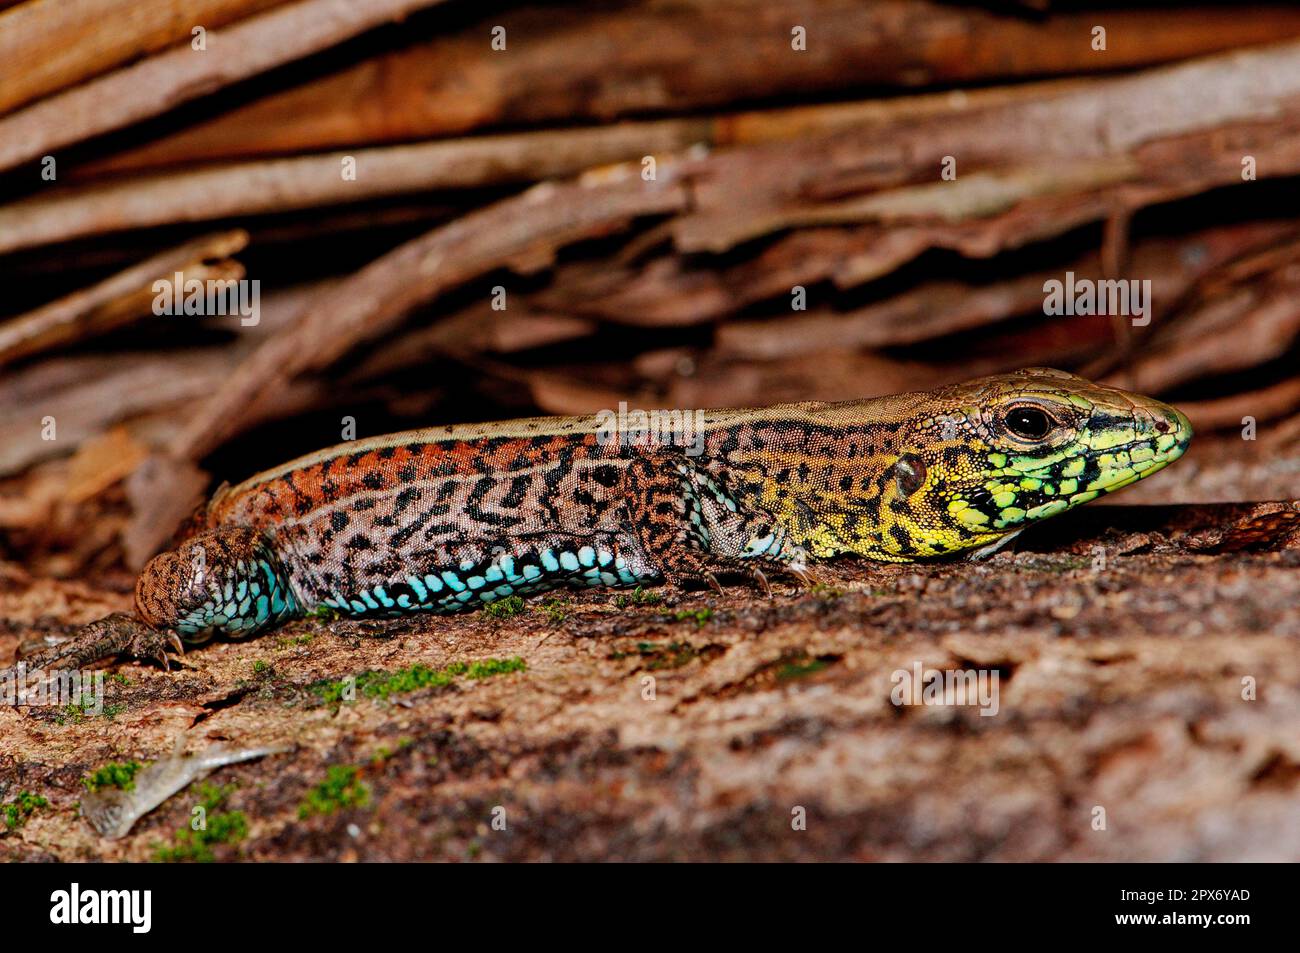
xmin=1081 ymin=402 xmax=1193 ymax=497
xmin=967 ymin=402 xmax=1192 ymax=532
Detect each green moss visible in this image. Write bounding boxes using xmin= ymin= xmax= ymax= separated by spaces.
xmin=614 ymin=586 xmax=663 ymax=608
xmin=776 ymin=658 xmax=830 ymax=681
xmin=305 ymin=605 xmax=341 ymax=621
xmin=482 ymin=595 xmax=526 ymax=619
xmin=537 ymin=596 xmax=569 ymax=624
xmin=808 ymin=583 xmax=844 ymax=599
xmin=83 ymin=760 xmax=143 ymax=793
xmin=252 ymin=660 xmax=271 ymax=676
xmin=611 ymin=640 xmax=703 ymax=670
xmin=464 ymin=657 xmax=527 ymax=679
xmin=673 ymin=608 xmax=714 ymax=628
xmin=3 ymin=791 xmax=48 ymax=831
xmin=154 ymin=784 xmax=247 ymax=863
xmin=298 ymin=765 xmax=371 ymax=819
xmin=312 ymin=656 xmax=526 ymax=704
xmin=370 ymin=737 xmax=414 ymax=765
xmin=276 ymin=632 xmax=315 ymax=648
xmin=56 ymin=696 xmax=125 ymax=724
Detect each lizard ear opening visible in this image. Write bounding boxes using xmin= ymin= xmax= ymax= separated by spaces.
xmin=894 ymin=454 xmax=927 ymax=496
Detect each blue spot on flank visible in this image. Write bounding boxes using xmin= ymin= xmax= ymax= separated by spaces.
xmin=256 ymin=595 xmax=269 ymax=619
xmin=397 ymin=594 xmax=411 ymax=608
xmin=409 ymin=576 xmax=428 ymax=600
xmin=442 ymin=572 xmax=465 ymax=592
xmin=494 ymin=584 xmax=514 ymax=597
xmin=374 ymin=586 xmax=395 ymax=608
xmin=578 ymin=546 xmax=596 ymax=567
xmin=467 ymin=576 xmax=486 ymax=590
xmin=560 ymin=551 xmax=580 ymax=571
xmin=597 ymin=549 xmax=613 ymax=567
xmin=360 ymin=589 xmax=380 ymax=610
xmin=500 ymin=555 xmax=516 ymax=578
xmin=485 ymin=565 xmax=503 ymax=583
xmin=460 ymin=559 xmax=475 ymax=572
xmin=523 ymin=564 xmax=541 ymax=580
xmin=456 ymin=590 xmax=473 ymax=603
xmin=541 ymin=550 xmax=560 ymax=572
xmin=424 ymin=574 xmax=444 ymax=593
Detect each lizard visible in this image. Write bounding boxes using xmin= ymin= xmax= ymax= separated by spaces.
xmin=4 ymin=367 xmax=1191 ymax=677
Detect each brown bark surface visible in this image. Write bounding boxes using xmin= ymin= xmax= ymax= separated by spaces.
xmin=2 ymin=502 xmax=1296 ymax=861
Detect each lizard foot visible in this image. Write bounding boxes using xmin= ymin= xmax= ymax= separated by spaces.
xmin=10 ymin=613 xmax=182 ymax=676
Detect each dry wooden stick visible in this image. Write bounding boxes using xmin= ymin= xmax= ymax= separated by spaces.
xmin=7 ymin=82 xmax=1106 ymax=255
xmin=0 ymin=121 xmax=711 ymax=255
xmin=0 ymin=229 xmax=247 ymax=367
xmin=673 ymin=39 xmax=1300 ymax=252
xmin=1110 ymin=286 xmax=1300 ymax=393
xmin=0 ymin=0 xmax=449 ymax=173
xmin=713 ymin=222 xmax=1290 ymax=357
xmin=0 ymin=0 xmax=286 ymax=116
xmin=73 ymin=0 xmax=1300 ymax=173
xmin=169 ymin=171 xmax=688 ymax=462
xmin=1178 ymin=377 xmax=1300 ymax=431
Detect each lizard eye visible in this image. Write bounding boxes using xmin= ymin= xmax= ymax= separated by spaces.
xmin=1003 ymin=405 xmax=1055 ymax=440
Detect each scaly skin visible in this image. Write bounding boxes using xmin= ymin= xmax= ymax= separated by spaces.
xmin=5 ymin=368 xmax=1192 ymax=674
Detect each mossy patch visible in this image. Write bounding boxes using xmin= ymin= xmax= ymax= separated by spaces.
xmin=82 ymin=760 xmax=142 ymax=793
xmin=154 ymin=783 xmax=247 ymax=863
xmin=299 ymin=765 xmax=371 ymax=819
xmin=482 ymin=595 xmax=526 ymax=619
xmin=370 ymin=737 xmax=415 ymax=765
xmin=610 ymin=640 xmax=720 ymax=670
xmin=537 ymin=596 xmax=570 ymax=624
xmin=55 ymin=697 xmax=125 ymax=725
xmin=776 ymin=657 xmax=832 ymax=681
xmin=673 ymin=608 xmax=714 ymax=628
xmin=3 ymin=791 xmax=48 ymax=832
xmin=311 ymin=656 xmax=526 ymax=704
xmin=808 ymin=583 xmax=844 ymax=599
xmin=614 ymin=586 xmax=663 ymax=608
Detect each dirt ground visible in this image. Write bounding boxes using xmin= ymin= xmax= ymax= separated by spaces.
xmin=1 ymin=494 xmax=1297 ymax=862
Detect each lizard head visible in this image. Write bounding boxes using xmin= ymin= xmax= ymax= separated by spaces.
xmin=776 ymin=367 xmax=1192 ymax=562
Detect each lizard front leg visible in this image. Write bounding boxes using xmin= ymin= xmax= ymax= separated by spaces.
xmin=3 ymin=527 xmax=298 ymax=680
xmin=623 ymin=451 xmax=814 ymax=593
xmin=12 ymin=613 xmax=182 ymax=675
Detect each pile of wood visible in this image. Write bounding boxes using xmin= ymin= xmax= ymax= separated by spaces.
xmin=1 ymin=0 xmax=1299 ymax=577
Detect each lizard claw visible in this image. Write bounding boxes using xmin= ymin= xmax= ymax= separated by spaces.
xmin=703 ymin=571 xmax=724 ymax=595
xmin=787 ymin=566 xmax=821 ymax=589
xmin=128 ymin=627 xmax=186 ymax=671
xmin=749 ymin=568 xmax=773 ymax=599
